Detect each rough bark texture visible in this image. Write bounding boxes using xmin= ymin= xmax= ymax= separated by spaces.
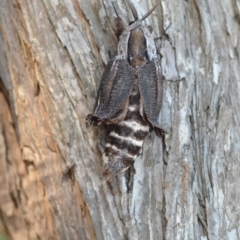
xmin=0 ymin=0 xmax=240 ymax=239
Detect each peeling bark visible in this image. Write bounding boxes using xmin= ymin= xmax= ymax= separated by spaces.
xmin=0 ymin=0 xmax=240 ymax=239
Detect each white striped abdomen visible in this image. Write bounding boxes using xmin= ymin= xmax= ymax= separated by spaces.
xmin=102 ymin=84 xmax=150 ymax=179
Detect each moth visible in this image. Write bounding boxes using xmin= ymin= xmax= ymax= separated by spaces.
xmin=86 ymin=3 xmax=165 ymax=180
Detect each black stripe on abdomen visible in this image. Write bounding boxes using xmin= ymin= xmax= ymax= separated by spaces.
xmin=102 ymin=82 xmax=150 ymax=179
xmin=102 ymin=119 xmax=149 ymax=179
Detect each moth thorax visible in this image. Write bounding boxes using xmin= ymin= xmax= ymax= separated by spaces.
xmin=128 ymin=28 xmax=147 ymax=67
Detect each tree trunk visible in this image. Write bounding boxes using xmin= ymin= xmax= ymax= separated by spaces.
xmin=0 ymin=0 xmax=240 ymax=239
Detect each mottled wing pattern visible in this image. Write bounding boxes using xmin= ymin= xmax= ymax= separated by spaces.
xmin=139 ymin=58 xmax=163 ymax=128
xmin=94 ymin=57 xmax=135 ymax=120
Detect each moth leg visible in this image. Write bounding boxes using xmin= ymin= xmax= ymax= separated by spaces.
xmin=154 ymin=23 xmax=172 ymax=43
xmin=136 ymin=151 xmax=143 ymax=158
xmin=154 ymin=127 xmax=166 ymax=138
xmin=85 ymin=114 xmax=102 ymax=128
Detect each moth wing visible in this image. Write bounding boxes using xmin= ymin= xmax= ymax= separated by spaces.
xmin=93 ymin=57 xmax=135 ymax=121
xmin=139 ymin=58 xmax=163 ymax=129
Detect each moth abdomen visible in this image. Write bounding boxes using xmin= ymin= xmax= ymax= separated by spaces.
xmin=102 ymin=95 xmax=150 ymax=179
xmin=102 ymin=128 xmax=149 ymax=179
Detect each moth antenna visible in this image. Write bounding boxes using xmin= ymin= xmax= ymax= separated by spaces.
xmin=112 ymin=3 xmax=119 ymax=17
xmin=125 ymin=0 xmax=138 ymax=20
xmin=165 ymin=22 xmax=172 ymax=32
xmin=140 ymin=3 xmax=159 ymax=21
xmin=154 ymin=22 xmax=172 ymax=41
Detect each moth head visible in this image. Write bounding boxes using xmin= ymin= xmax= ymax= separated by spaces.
xmin=112 ymin=2 xmax=159 ymax=37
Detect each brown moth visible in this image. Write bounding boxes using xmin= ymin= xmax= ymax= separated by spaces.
xmin=86 ymin=3 xmax=165 ymax=180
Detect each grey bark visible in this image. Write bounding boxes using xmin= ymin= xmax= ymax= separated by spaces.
xmin=0 ymin=0 xmax=240 ymax=240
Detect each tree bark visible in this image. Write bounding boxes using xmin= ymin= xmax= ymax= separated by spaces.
xmin=0 ymin=0 xmax=240 ymax=239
